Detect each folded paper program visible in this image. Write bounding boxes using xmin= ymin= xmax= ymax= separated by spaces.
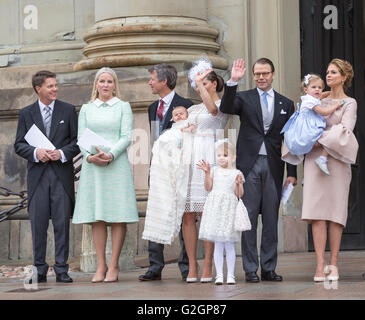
xmin=24 ymin=124 xmax=56 ymax=150
xmin=77 ymin=128 xmax=113 ymax=153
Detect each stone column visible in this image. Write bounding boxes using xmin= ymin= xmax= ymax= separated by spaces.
xmin=74 ymin=0 xmax=227 ymax=70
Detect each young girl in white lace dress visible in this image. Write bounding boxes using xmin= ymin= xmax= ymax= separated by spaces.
xmin=197 ymin=140 xmax=244 ymax=285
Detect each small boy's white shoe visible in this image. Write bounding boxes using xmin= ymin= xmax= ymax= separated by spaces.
xmin=227 ymin=275 xmax=236 ymax=285
xmin=215 ymin=275 xmax=223 ymax=285
xmin=315 ymin=157 xmax=330 ymax=176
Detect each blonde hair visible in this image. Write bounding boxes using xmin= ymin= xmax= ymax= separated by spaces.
xmin=328 ymin=58 xmax=354 ymax=91
xmin=216 ymin=141 xmax=236 ymax=159
xmin=300 ymin=74 xmax=324 ymax=94
xmin=90 ymin=67 xmax=121 ymax=102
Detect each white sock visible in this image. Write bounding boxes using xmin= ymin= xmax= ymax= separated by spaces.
xmin=319 ymin=156 xmax=328 ymax=163
xmin=214 ymin=241 xmax=224 ymax=277
xmin=225 ymin=242 xmax=236 ymax=278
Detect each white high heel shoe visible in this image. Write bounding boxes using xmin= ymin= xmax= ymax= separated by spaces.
xmin=313 ymin=265 xmax=328 ymax=282
xmin=186 ymin=263 xmax=199 ymax=283
xmin=326 ymin=265 xmax=339 ymax=281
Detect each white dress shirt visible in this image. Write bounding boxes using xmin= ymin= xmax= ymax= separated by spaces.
xmin=159 ymin=90 xmax=175 ymax=117
xmin=226 ymin=80 xmax=274 ymax=113
xmin=256 ymin=87 xmax=274 ymax=114
xmin=33 ymin=99 xmax=67 ymax=163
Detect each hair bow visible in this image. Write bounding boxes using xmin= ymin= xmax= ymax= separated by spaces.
xmin=304 ymin=74 xmax=312 ymax=86
xmin=214 ymin=138 xmax=229 ymax=149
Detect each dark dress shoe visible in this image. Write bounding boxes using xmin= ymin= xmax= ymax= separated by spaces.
xmin=362 ymin=273 xmax=365 ymax=280
xmin=28 ymin=274 xmax=47 ymax=284
xmin=56 ymin=273 xmax=73 ymax=283
xmin=245 ymin=272 xmax=260 ymax=283
xmin=138 ymin=271 xmax=162 ymax=281
xmin=261 ymin=271 xmax=283 ymax=281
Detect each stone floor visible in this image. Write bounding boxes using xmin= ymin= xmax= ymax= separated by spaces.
xmin=0 ymin=250 xmax=364 ymax=301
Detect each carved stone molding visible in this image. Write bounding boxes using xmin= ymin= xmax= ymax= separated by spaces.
xmin=74 ymin=16 xmax=227 ymax=71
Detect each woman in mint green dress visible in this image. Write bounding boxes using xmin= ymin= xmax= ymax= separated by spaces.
xmin=72 ymin=67 xmax=138 ymax=283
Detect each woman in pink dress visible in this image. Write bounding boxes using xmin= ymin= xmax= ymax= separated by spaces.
xmin=301 ymin=59 xmax=358 ymax=282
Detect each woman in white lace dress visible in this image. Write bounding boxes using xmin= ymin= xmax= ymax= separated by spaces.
xmin=183 ymin=64 xmax=228 ymax=283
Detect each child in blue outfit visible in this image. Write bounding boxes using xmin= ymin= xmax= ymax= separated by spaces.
xmin=281 ymin=74 xmax=344 ymax=175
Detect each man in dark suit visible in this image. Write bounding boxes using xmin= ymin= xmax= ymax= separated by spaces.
xmin=220 ymin=58 xmax=297 ymax=283
xmin=139 ymin=63 xmax=194 ymax=281
xmin=14 ymin=70 xmax=80 ymax=283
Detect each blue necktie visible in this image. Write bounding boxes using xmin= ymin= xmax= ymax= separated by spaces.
xmin=263 ymin=92 xmax=269 ymax=110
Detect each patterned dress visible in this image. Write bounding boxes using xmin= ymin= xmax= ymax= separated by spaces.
xmin=72 ymin=97 xmax=139 ymax=224
xmin=184 ymin=100 xmax=228 ymax=212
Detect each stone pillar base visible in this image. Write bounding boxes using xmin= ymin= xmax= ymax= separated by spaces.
xmin=74 ymin=16 xmax=227 ymax=71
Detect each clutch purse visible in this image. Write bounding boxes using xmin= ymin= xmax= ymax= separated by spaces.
xmin=234 ymin=199 xmax=251 ymax=232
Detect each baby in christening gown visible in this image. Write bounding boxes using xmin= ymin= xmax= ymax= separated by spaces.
xmin=162 ymin=106 xmax=195 ymax=150
xmin=281 ymin=74 xmax=344 ymax=175
xmin=142 ymin=106 xmax=195 ymax=245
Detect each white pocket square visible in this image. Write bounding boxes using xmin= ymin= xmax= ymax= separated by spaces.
xmin=280 ymin=109 xmax=287 ymax=114
xmin=59 ymin=120 xmax=65 ymax=124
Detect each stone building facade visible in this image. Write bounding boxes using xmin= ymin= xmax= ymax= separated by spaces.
xmin=0 ymin=0 xmax=307 ymax=270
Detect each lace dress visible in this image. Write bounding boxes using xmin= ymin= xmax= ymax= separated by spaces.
xmin=142 ymin=120 xmax=191 ymax=244
xmin=199 ymin=167 xmax=244 ymax=242
xmin=184 ymin=100 xmax=228 ymax=212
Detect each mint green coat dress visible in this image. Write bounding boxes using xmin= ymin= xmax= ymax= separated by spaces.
xmin=72 ymin=97 xmax=139 ymax=224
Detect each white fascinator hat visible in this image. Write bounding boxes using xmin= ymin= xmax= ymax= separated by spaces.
xmin=188 ymin=57 xmax=213 ymax=90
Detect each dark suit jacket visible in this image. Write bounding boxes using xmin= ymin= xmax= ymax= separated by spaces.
xmin=148 ymin=92 xmax=194 ymax=131
xmin=14 ymin=99 xmax=80 ymax=204
xmin=220 ymin=85 xmax=297 ymax=197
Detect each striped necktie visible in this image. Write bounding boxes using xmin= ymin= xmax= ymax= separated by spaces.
xmin=44 ymin=105 xmax=52 ymax=137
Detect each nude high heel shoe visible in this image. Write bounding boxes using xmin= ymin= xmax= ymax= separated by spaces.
xmin=92 ymin=267 xmax=108 ymax=283
xmin=104 ymin=267 xmax=119 ymax=283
